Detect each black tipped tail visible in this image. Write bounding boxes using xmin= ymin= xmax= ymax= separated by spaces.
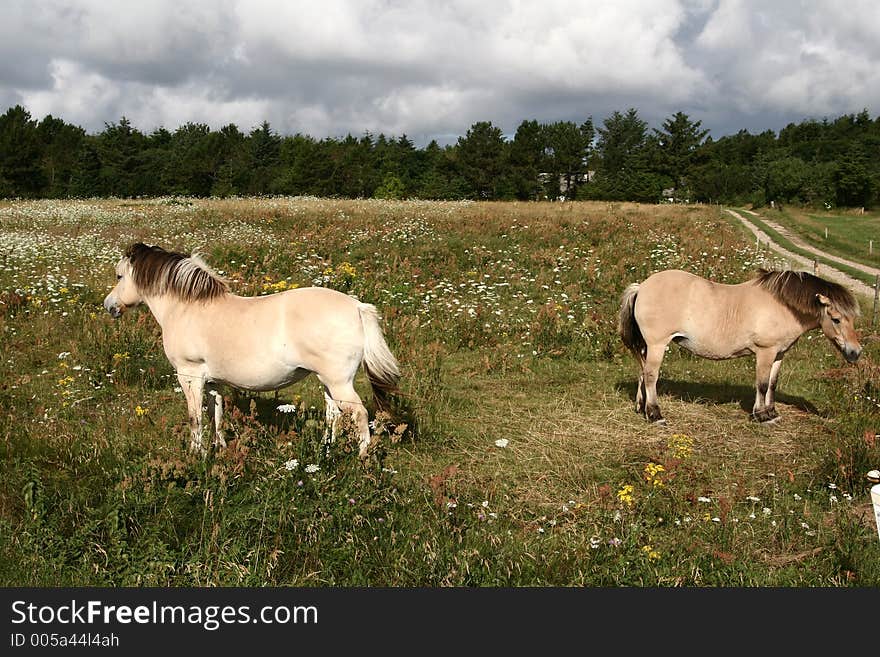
xmin=618 ymin=283 xmax=646 ymax=361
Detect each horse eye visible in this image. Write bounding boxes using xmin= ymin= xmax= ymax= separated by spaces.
xmin=117 ymin=274 xmax=122 ymax=281
xmin=832 ymin=317 xmax=840 ymax=324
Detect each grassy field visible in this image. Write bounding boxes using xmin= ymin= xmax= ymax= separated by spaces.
xmin=762 ymin=205 xmax=880 ymax=272
xmin=1 ymin=197 xmax=879 ymax=586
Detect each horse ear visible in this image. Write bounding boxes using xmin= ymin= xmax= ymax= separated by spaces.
xmin=816 ymin=293 xmax=831 ymax=307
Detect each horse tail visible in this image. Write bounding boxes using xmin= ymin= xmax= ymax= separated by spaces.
xmin=358 ymin=302 xmax=401 ymax=413
xmin=618 ymin=283 xmax=646 ymax=362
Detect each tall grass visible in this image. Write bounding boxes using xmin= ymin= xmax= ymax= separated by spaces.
xmin=1 ymin=197 xmax=878 ymax=586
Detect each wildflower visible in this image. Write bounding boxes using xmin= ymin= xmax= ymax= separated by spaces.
xmin=827 ymin=483 xmax=837 ymax=490
xmin=113 ymin=352 xmax=130 ymax=361
xmin=57 ymin=352 xmax=70 ymax=359
xmin=481 ymin=500 xmax=489 ymax=508
xmin=607 ymin=538 xmax=622 ymax=547
xmin=135 ymin=405 xmax=148 ymax=417
xmin=617 ymin=484 xmax=635 ymax=507
xmin=793 ymin=493 xmax=802 ymax=501
xmin=589 ymin=536 xmax=601 ymax=549
xmin=829 ymin=495 xmax=838 ymax=505
xmin=494 ymin=438 xmax=509 ymax=448
xmin=697 ymin=496 xmax=711 ymax=503
xmin=668 ymin=433 xmax=693 ymax=459
xmin=711 ymin=517 xmax=721 ymax=523
xmin=277 ymin=404 xmax=297 ymax=413
xmin=641 ymin=545 xmax=661 ymax=560
xmin=284 ymin=459 xmax=299 ymax=471
xmin=762 ymin=507 xmax=771 ymax=516
xmin=643 ymin=462 xmax=666 ymax=487
xmin=304 ymin=463 xmax=319 ymax=474
xmin=746 ymin=495 xmax=761 ymax=503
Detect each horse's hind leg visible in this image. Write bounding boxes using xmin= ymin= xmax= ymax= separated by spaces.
xmin=322 ymin=380 xmax=371 ymax=457
xmin=642 ymin=343 xmax=667 ymax=423
xmin=636 ymin=372 xmax=646 ymax=414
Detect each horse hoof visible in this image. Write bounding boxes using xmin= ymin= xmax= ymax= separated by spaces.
xmin=652 ymin=418 xmax=667 ymax=426
xmin=752 ymin=410 xmax=779 ymax=423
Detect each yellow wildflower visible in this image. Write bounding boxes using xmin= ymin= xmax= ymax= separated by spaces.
xmin=644 ymin=462 xmax=666 ymax=488
xmin=617 ymin=484 xmax=635 ymax=507
xmin=641 ymin=545 xmax=661 ymax=560
xmin=668 ymin=433 xmax=693 ymax=459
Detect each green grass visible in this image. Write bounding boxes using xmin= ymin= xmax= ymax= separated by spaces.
xmin=1 ymin=197 xmax=879 ymax=586
xmin=778 ymin=207 xmax=880 ymax=270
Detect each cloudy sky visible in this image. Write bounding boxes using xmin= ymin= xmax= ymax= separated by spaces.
xmin=2 ymin=0 xmax=879 ymax=146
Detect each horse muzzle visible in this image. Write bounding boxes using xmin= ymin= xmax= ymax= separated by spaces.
xmin=844 ymin=346 xmax=862 ymax=363
xmin=103 ymin=295 xmax=124 ymax=319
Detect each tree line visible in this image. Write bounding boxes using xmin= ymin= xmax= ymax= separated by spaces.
xmin=2 ymin=104 xmax=879 ymax=208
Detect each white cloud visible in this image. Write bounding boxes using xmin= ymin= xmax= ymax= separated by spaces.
xmin=3 ymin=0 xmax=880 ymax=142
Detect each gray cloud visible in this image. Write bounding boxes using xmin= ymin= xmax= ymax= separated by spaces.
xmin=3 ymin=0 xmax=879 ymax=145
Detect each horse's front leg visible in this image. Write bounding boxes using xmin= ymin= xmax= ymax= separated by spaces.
xmin=178 ymin=372 xmax=206 ymax=455
xmin=763 ymin=357 xmax=783 ymax=421
xmin=207 ymin=383 xmax=227 ymax=449
xmin=752 ymin=350 xmax=778 ymax=422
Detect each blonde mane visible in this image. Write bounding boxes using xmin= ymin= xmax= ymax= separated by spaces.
xmin=124 ymin=243 xmax=228 ymax=302
xmin=752 ymin=269 xmax=859 ymax=319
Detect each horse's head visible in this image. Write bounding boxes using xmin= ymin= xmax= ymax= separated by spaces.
xmin=816 ymin=293 xmax=862 ymax=363
xmin=103 ymin=254 xmax=142 ymax=318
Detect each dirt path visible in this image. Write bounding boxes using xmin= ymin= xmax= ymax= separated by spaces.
xmin=725 ymin=208 xmax=876 ymax=300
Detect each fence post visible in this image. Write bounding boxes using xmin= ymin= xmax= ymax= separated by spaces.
xmin=873 ymin=275 xmax=880 ymax=327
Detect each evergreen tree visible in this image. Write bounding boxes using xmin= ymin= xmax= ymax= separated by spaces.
xmin=542 ymin=119 xmax=593 ymax=200
xmin=654 ymin=111 xmax=708 ymax=192
xmin=456 ymin=121 xmax=506 ymax=199
xmin=0 ymin=105 xmax=45 ymax=197
xmin=508 ymin=120 xmax=544 ymax=200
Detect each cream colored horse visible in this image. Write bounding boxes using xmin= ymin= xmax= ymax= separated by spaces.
xmin=104 ymin=243 xmax=400 ymax=457
xmin=618 ymin=268 xmax=861 ymax=424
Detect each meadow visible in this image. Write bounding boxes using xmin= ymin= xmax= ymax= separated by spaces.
xmin=1 ymin=197 xmax=879 ymax=586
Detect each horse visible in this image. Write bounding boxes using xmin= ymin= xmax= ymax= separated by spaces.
xmin=617 ymin=268 xmax=862 ymax=424
xmin=103 ymin=243 xmax=401 ymax=458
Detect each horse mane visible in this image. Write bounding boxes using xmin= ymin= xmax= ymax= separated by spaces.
xmin=752 ymin=268 xmax=859 ymax=318
xmin=124 ymin=243 xmax=228 ymax=302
